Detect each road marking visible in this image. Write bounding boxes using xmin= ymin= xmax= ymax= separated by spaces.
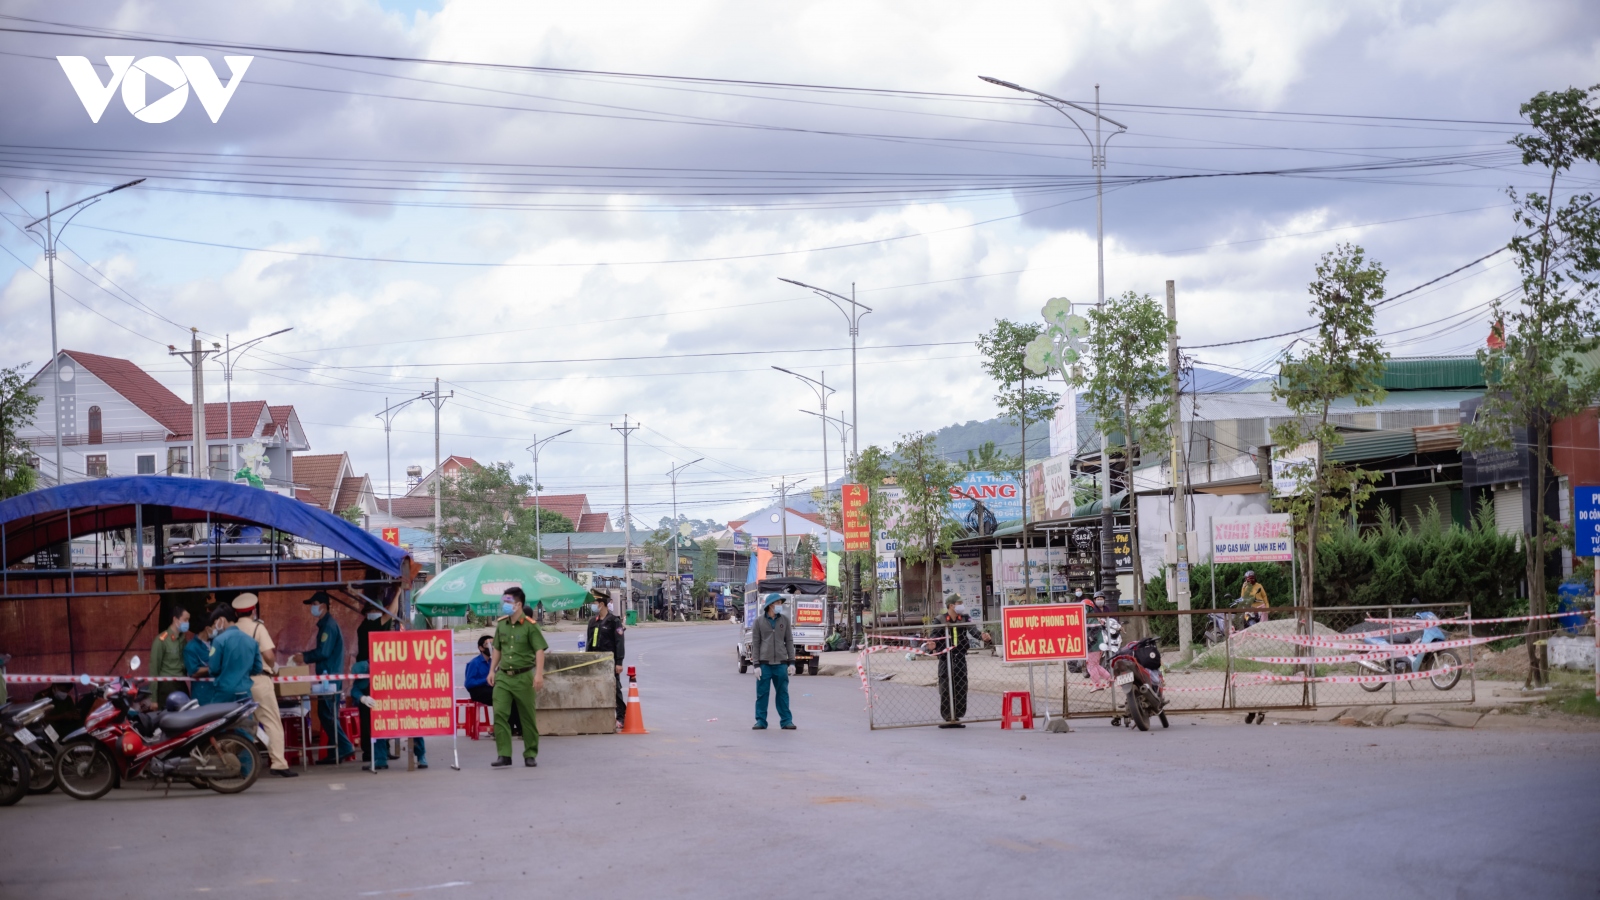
xmin=358 ymin=882 xmax=472 ymax=896
xmin=329 ymin=783 xmax=345 ymax=791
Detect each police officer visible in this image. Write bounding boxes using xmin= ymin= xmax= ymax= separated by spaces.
xmin=584 ymin=590 xmax=626 ymax=728
xmin=297 ymin=590 xmax=354 ymax=764
xmin=926 ymin=596 xmax=991 ymax=729
xmin=488 ymin=586 xmax=547 ymax=768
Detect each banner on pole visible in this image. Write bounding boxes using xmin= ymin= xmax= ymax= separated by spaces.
xmin=367 ymin=629 xmax=455 ymax=738
xmin=1212 ymin=514 xmax=1294 ymax=563
xmin=1001 ymin=602 xmax=1088 ymax=662
xmin=842 ymin=484 xmax=871 ymax=551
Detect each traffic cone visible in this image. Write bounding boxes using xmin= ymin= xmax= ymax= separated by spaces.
xmin=620 ymin=666 xmax=648 ymax=734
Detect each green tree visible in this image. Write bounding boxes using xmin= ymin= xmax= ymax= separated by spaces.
xmin=960 ymin=440 xmax=1021 ymax=474
xmin=1461 ymin=85 xmax=1600 ymax=685
xmin=337 ymin=504 xmax=363 ymax=524
xmin=1270 ymin=244 xmax=1389 ymax=607
xmin=1072 ymin=291 xmax=1173 ymax=605
xmin=437 ymin=461 xmax=538 ymax=559
xmin=887 ymin=431 xmax=964 ymax=615
xmin=0 ymin=363 xmax=41 ymax=498
xmin=976 ymin=319 xmax=1059 ymax=460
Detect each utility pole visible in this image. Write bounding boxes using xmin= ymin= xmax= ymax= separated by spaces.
xmin=611 ymin=416 xmax=640 ymax=618
xmin=667 ymin=458 xmax=703 ymax=607
xmin=1020 ymin=366 xmax=1032 ymax=603
xmin=773 ymin=477 xmax=806 ymax=576
xmin=420 ymin=379 xmax=453 ymax=571
xmin=376 ymin=395 xmax=421 ymax=511
xmin=980 ymin=76 xmax=1126 ymax=601
xmin=774 ymin=367 xmax=836 ymax=560
xmin=222 ymin=328 xmax=291 ymax=481
xmin=168 ymin=329 xmax=221 ymax=480
xmin=527 ymin=430 xmax=573 ymax=562
xmin=1166 ymin=280 xmax=1194 ymax=655
xmin=23 ymin=178 xmax=143 ymax=486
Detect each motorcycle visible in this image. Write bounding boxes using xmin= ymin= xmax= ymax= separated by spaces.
xmin=53 ymin=671 xmax=264 ymax=800
xmin=1343 ymin=611 xmax=1461 ymax=692
xmin=1107 ymin=636 xmax=1168 ymax=731
xmin=1202 ymin=597 xmax=1259 ymax=646
xmin=1 ymin=695 xmax=61 ymax=796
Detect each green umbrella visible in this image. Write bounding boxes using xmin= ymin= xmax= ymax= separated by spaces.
xmin=414 ymin=555 xmax=590 ymax=616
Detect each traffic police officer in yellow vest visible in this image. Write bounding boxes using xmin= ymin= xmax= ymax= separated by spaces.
xmin=488 ymin=586 xmax=547 ymax=768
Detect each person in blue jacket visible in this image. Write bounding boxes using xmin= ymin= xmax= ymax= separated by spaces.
xmin=183 ymin=620 xmax=217 ymax=706
xmin=296 ymin=591 xmax=354 ymax=764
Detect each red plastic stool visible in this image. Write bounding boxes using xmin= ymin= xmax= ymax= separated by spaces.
xmin=339 ymin=706 xmax=361 ymax=744
xmin=1001 ymin=691 xmax=1034 ymax=730
xmin=456 ymin=698 xmax=491 ymax=740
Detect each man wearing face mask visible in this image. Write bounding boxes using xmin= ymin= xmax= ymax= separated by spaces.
xmin=750 ymin=591 xmax=796 ymax=731
xmin=149 ymin=606 xmax=191 ymax=709
xmin=231 ymin=593 xmax=296 ymax=778
xmin=926 ymin=596 xmax=991 ymax=729
xmin=296 ymin=590 xmax=355 ymax=764
xmin=583 ymin=590 xmax=626 ymax=729
xmin=183 ymin=610 xmax=217 ymax=706
xmin=488 ymin=586 xmax=547 ymax=767
xmin=208 ymin=607 xmax=263 ymax=704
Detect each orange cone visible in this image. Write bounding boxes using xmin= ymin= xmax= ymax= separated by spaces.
xmin=620 ymin=666 xmax=648 ymax=734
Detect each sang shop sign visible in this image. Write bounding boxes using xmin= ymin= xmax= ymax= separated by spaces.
xmin=367 ymin=630 xmax=455 ymax=738
xmin=947 ymin=472 xmax=1022 ymax=525
xmin=1001 ymin=603 xmax=1088 ymax=662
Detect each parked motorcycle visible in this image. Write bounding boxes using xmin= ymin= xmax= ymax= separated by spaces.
xmin=1108 ymin=636 xmax=1168 ymax=731
xmin=1343 ymin=611 xmax=1461 ymax=692
xmin=53 ymin=671 xmax=264 ymax=800
xmin=1 ymin=695 xmax=60 ymax=795
xmin=1202 ymin=597 xmax=1258 ymax=646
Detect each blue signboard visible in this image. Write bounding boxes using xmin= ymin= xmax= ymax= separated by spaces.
xmin=1575 ymin=486 xmax=1600 ymax=557
xmin=947 ymin=471 xmax=1022 ymax=529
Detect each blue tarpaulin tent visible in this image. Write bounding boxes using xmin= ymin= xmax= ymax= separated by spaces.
xmin=0 ymin=476 xmax=410 ymax=576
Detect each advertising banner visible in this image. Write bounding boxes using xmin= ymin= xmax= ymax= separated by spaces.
xmin=1212 ymin=514 xmax=1294 ymax=563
xmin=793 ymin=600 xmax=825 ymax=627
xmin=940 ymin=556 xmax=983 ymax=605
xmin=367 ymin=630 xmax=455 ymax=738
xmin=948 ymin=472 xmax=1021 ymax=532
xmin=1574 ymin=486 xmax=1600 ymax=557
xmin=842 ymin=484 xmax=870 ymax=551
xmin=1042 ymin=452 xmax=1075 ymax=520
xmin=1001 ymin=602 xmax=1088 ymax=662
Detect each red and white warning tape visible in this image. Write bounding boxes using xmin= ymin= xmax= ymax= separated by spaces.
xmin=854 ymin=643 xmax=956 ymax=708
xmin=4 ymin=672 xmax=363 ymax=685
xmin=1234 ymin=663 xmax=1472 ymax=686
xmin=1240 ymin=634 xmax=1498 ymax=664
xmin=1364 ymin=609 xmax=1592 ymax=626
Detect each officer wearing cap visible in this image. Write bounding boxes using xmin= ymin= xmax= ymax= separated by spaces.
xmin=584 ymin=590 xmax=626 ymax=728
xmin=231 ymin=593 xmax=296 ymax=778
xmin=926 ymin=595 xmax=991 ymax=728
xmin=488 ymin=586 xmax=547 ymax=768
xmin=296 ymin=590 xmax=354 ymax=764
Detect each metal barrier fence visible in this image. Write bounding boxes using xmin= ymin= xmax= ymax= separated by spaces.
xmin=862 ymin=603 xmax=1477 ymax=729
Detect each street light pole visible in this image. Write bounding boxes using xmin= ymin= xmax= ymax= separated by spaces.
xmin=23 ymin=178 xmax=144 ymax=485
xmin=376 ymin=395 xmax=422 ymax=514
xmin=221 ymin=327 xmax=291 ymax=481
xmin=610 ymin=416 xmax=641 ymax=618
xmin=419 ymin=380 xmax=453 ymax=571
xmin=773 ymin=367 xmax=837 ymax=560
xmin=527 ymin=430 xmax=573 ymax=562
xmin=980 ymin=76 xmax=1127 ymax=600
xmin=772 ymin=477 xmax=807 ymax=577
xmin=777 ymin=278 xmax=872 ymax=614
xmin=666 ymin=457 xmax=703 ymax=608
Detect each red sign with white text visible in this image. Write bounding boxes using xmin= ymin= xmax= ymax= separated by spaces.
xmin=1001 ymin=603 xmax=1088 ymax=662
xmin=842 ymin=483 xmax=870 ymax=551
xmin=368 ymin=630 xmax=455 ymax=738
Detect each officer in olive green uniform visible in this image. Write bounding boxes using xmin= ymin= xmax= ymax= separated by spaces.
xmin=488 ymin=586 xmax=547 ymax=768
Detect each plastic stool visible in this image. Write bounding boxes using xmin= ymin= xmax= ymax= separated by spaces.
xmin=1001 ymin=691 xmax=1034 ymax=730
xmin=339 ymin=706 xmax=361 ymax=744
xmin=457 ymin=698 xmax=491 ymax=740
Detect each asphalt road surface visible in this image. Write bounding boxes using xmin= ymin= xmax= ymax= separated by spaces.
xmin=4 ymin=622 xmax=1597 ymax=900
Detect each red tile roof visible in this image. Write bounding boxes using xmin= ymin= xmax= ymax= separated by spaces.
xmin=333 ymin=473 xmax=370 ymax=515
xmin=519 ymin=493 xmax=588 ymax=526
xmin=578 ymin=512 xmax=610 ymax=533
xmin=378 ymin=496 xmax=436 ymax=519
xmin=64 ymin=350 xmax=185 ymax=427
xmin=292 ymin=453 xmax=348 ymax=511
xmin=161 ymin=401 xmax=272 ymax=442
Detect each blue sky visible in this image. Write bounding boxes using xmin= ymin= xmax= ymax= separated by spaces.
xmin=0 ymin=1 xmax=1595 ymax=524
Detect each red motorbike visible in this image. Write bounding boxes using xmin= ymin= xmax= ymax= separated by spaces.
xmin=1108 ymin=637 xmax=1168 ymax=731
xmin=53 ymin=676 xmax=264 ymax=800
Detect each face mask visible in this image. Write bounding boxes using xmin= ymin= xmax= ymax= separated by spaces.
xmin=366 ymin=612 xmax=382 ymax=621
xmin=177 ymin=621 xmax=190 ymax=633
xmin=952 ymin=606 xmax=966 ymax=616
xmin=309 ymin=605 xmax=323 ymax=618
xmin=481 ymin=647 xmax=492 ymax=657
xmin=501 ymin=601 xmax=515 ymax=616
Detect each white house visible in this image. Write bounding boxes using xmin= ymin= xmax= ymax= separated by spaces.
xmin=20 ymin=350 xmax=310 ymax=488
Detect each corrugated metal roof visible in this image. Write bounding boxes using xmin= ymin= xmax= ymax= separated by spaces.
xmin=1326 ymin=429 xmax=1416 ymax=463
xmin=1379 ymin=357 xmax=1485 ymax=391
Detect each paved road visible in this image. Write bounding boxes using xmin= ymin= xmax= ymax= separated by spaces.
xmin=4 ymin=622 xmax=1597 ymax=900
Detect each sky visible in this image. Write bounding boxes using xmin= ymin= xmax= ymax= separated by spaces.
xmin=0 ymin=1 xmax=1596 ymax=527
